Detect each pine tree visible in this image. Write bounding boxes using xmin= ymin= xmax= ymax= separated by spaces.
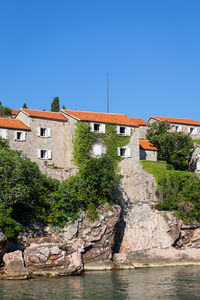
xmin=23 ymin=103 xmax=27 ymax=109
xmin=62 ymin=105 xmax=66 ymax=109
xmin=51 ymin=97 xmax=60 ymax=112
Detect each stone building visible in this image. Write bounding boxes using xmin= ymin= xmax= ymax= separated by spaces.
xmin=0 ymin=117 xmax=31 ymax=151
xmin=130 ymin=118 xmax=147 ymax=138
xmin=15 ymin=109 xmax=69 ymax=171
xmin=139 ymin=140 xmax=158 ymax=161
xmin=148 ymin=116 xmax=200 ymax=139
xmin=61 ymin=109 xmax=141 ymax=170
xmin=0 ymin=108 xmax=159 ymax=180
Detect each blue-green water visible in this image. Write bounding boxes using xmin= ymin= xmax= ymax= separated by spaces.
xmin=1 ymin=266 xmax=200 ymax=299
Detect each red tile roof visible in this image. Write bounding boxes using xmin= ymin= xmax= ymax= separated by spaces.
xmin=139 ymin=140 xmax=158 ymax=151
xmin=150 ymin=116 xmax=200 ymax=126
xmin=0 ymin=118 xmax=30 ymax=130
xmin=21 ymin=109 xmax=68 ymax=121
xmin=62 ymin=109 xmax=138 ymax=126
xmin=130 ymin=118 xmax=147 ymax=126
xmin=11 ymin=109 xmax=20 ymax=115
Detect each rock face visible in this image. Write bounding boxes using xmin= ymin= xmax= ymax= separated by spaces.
xmin=174 ymin=223 xmax=200 ymax=249
xmin=3 ymin=250 xmax=29 ymax=279
xmin=0 ymin=231 xmax=7 ymax=264
xmin=24 ymin=236 xmax=83 ymax=276
xmin=58 ymin=204 xmax=121 ymax=266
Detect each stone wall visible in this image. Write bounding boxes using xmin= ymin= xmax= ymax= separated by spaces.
xmin=189 ymin=145 xmax=200 ymax=175
xmin=40 ymin=165 xmax=79 ymax=181
xmin=140 ymin=149 xmax=157 ymax=161
xmin=148 ymin=118 xmax=200 ymax=139
xmin=4 ymin=128 xmax=31 ymax=156
xmin=17 ymin=111 xmax=70 ymax=169
xmin=138 ymin=125 xmax=147 ymax=138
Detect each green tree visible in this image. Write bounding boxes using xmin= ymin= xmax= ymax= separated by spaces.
xmin=0 ymin=102 xmax=12 ymax=117
xmin=62 ymin=105 xmax=66 ymax=109
xmin=51 ymin=97 xmax=60 ymax=112
xmin=146 ymin=121 xmax=194 ymax=170
xmin=23 ymin=103 xmax=27 ymax=108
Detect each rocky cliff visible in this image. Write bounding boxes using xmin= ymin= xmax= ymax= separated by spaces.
xmin=113 ymin=161 xmax=200 ymax=267
xmin=2 ymin=162 xmax=200 ymax=278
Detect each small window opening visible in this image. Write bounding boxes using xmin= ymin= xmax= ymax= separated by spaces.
xmin=94 ymin=123 xmax=100 ymax=132
xmin=41 ymin=150 xmax=47 ymax=159
xmin=190 ymin=128 xmax=194 ymax=135
xmin=40 ymin=128 xmax=47 ymax=137
xmin=17 ymin=132 xmax=22 ymax=140
xmin=120 ymin=126 xmax=126 ymax=135
xmin=120 ymin=148 xmax=126 ymax=157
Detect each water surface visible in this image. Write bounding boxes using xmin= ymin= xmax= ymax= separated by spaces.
xmin=1 ymin=266 xmax=200 ymax=299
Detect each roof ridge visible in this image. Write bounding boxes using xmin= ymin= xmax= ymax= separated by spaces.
xmin=63 ymin=109 xmax=127 ymax=116
xmin=22 ymin=108 xmax=63 ymax=114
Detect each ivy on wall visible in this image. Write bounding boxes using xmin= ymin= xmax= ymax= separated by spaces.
xmin=100 ymin=123 xmax=131 ymax=169
xmin=72 ymin=121 xmax=132 ymax=170
xmin=72 ymin=122 xmax=96 ymax=169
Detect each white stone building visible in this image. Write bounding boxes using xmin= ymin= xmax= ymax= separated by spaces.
xmin=148 ymin=116 xmax=200 ymax=139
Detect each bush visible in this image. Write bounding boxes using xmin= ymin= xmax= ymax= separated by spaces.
xmin=141 ymin=161 xmax=200 ymax=222
xmin=146 ymin=121 xmax=194 ymax=170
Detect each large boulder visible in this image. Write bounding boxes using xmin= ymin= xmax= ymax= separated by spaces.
xmin=24 ymin=236 xmax=83 ymax=276
xmin=58 ymin=204 xmax=121 ymax=266
xmin=3 ymin=250 xmax=29 ymax=279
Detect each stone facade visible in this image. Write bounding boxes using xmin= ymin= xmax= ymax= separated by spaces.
xmin=138 ymin=125 xmax=147 ymax=139
xmin=148 ymin=117 xmax=200 ymax=139
xmin=61 ymin=112 xmax=141 ymax=171
xmin=1 ymin=127 xmax=31 ymax=154
xmin=16 ymin=110 xmax=70 ymax=170
xmin=189 ymin=144 xmax=200 ymax=175
xmin=140 ymin=149 xmax=157 ymax=161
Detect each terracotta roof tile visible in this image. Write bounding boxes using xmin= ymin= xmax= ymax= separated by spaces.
xmin=139 ymin=140 xmax=158 ymax=151
xmin=62 ymin=109 xmax=138 ymax=126
xmin=11 ymin=109 xmax=20 ymax=115
xmin=151 ymin=116 xmax=200 ymax=126
xmin=21 ymin=109 xmax=67 ymax=121
xmin=0 ymin=118 xmax=30 ymax=130
xmin=129 ymin=118 xmax=147 ymax=126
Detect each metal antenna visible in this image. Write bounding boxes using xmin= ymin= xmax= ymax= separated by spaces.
xmin=107 ymin=73 xmax=109 ymax=113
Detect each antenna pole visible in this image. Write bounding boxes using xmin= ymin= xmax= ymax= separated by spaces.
xmin=107 ymin=73 xmax=109 ymax=113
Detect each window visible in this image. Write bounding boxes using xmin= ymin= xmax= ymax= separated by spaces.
xmin=37 ymin=150 xmax=52 ymax=160
xmin=40 ymin=128 xmax=47 ymax=137
xmin=37 ymin=127 xmax=51 ymax=137
xmin=175 ymin=125 xmax=182 ymax=132
xmin=14 ymin=131 xmax=26 ymax=141
xmin=188 ymin=127 xmax=197 ymax=135
xmin=118 ymin=147 xmax=131 ymax=157
xmin=117 ymin=126 xmax=131 ymax=136
xmin=94 ymin=123 xmax=100 ymax=132
xmin=93 ymin=144 xmax=102 ymax=156
xmin=0 ymin=129 xmax=7 ymax=139
xmin=90 ymin=123 xmax=105 ymax=133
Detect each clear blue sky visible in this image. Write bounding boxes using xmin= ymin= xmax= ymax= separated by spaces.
xmin=0 ymin=0 xmax=200 ymax=121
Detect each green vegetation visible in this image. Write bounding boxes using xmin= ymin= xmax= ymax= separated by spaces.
xmin=0 ymin=121 xmax=130 ymax=238
xmin=51 ymin=96 xmax=60 ymax=112
xmin=100 ymin=123 xmax=131 ymax=169
xmin=0 ymin=101 xmax=12 ymax=117
xmin=146 ymin=121 xmax=194 ymax=170
xmin=72 ymin=122 xmax=96 ymax=169
xmin=22 ymin=103 xmax=27 ymax=109
xmin=141 ymin=161 xmax=200 ymax=222
xmin=193 ymin=138 xmax=200 ymax=144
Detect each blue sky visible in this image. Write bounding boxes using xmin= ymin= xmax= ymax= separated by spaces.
xmin=0 ymin=0 xmax=200 ymax=121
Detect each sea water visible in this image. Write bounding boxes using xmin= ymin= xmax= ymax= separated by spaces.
xmin=1 ymin=266 xmax=200 ymax=299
